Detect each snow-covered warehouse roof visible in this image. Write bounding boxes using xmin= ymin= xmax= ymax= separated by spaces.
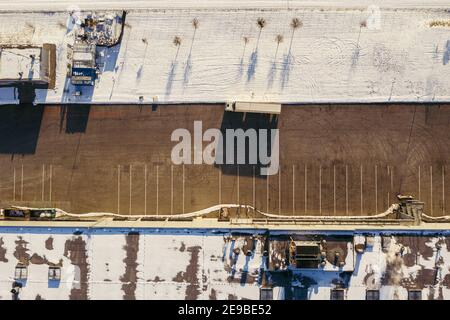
xmin=1 ymin=226 xmax=450 ymax=300
xmin=1 ymin=1 xmax=450 ymax=104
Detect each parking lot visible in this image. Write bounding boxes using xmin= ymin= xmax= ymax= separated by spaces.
xmin=0 ymin=103 xmax=449 ymax=216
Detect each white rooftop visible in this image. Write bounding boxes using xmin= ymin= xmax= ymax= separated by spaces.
xmin=0 ymin=1 xmax=449 ymax=104
xmin=1 ymin=227 xmax=450 ymax=300
xmin=0 ymin=48 xmax=41 ymax=81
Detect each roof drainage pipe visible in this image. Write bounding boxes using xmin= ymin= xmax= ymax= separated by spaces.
xmin=8 ymin=203 xmax=399 ymax=222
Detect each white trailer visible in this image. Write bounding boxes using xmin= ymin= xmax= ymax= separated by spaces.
xmin=225 ymin=101 xmax=281 ymax=114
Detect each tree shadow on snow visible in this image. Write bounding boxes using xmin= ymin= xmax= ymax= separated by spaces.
xmin=280 ymin=53 xmax=293 ymax=90
xmin=247 ymin=50 xmax=258 ymax=82
xmin=443 ymin=40 xmax=450 ymax=65
xmin=247 ymin=29 xmax=264 ymax=82
xmin=165 ymin=46 xmax=181 ymax=97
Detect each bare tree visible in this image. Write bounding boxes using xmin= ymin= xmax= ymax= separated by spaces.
xmin=357 ymin=20 xmax=367 ymax=47
xmin=142 ymin=38 xmax=149 ymax=62
xmin=190 ymin=18 xmax=199 ymax=48
xmin=173 ymin=36 xmax=182 ymax=46
xmin=186 ymin=18 xmax=199 ymax=83
xmin=288 ymin=18 xmax=302 ymax=51
xmin=291 ymin=17 xmax=302 ymax=30
xmin=192 ymin=18 xmax=199 ymax=29
xmin=172 ymin=36 xmax=182 ymax=62
xmin=241 ymin=36 xmax=250 ymax=60
xmin=257 ymin=17 xmax=266 ymax=29
xmin=276 ymin=34 xmax=284 ymax=44
xmin=275 ymin=34 xmax=283 ymax=58
xmin=256 ymin=18 xmax=267 ymax=47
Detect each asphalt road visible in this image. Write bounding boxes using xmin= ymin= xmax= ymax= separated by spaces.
xmin=0 ymin=103 xmax=449 ymax=216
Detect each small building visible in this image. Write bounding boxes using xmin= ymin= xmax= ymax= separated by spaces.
xmin=0 ymin=44 xmax=56 ymax=89
xmin=70 ymin=41 xmax=97 ymax=86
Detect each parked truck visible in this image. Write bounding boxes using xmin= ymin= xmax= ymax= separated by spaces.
xmin=225 ymin=101 xmax=281 ymax=115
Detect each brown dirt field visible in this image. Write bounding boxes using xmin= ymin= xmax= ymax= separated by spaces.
xmin=0 ymin=103 xmax=449 ymax=216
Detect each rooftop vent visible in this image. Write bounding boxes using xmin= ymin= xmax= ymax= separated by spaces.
xmin=292 ymin=241 xmax=321 ymax=269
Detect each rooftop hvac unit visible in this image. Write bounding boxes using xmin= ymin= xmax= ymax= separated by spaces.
xmin=70 ymin=41 xmax=97 ymax=86
xmin=293 ymin=241 xmax=321 ymax=269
